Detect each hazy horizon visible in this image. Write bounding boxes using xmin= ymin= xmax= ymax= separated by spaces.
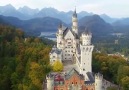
xmin=0 ymin=0 xmax=129 ymax=18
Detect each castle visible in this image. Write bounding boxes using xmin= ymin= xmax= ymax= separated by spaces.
xmin=46 ymin=9 xmax=103 ymax=90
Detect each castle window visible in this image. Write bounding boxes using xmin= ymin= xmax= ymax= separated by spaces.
xmin=68 ymin=42 xmax=71 ymax=44
xmin=83 ymin=68 xmax=85 ymax=71
xmin=89 ymin=48 xmax=91 ymax=52
xmin=84 ymin=63 xmax=85 ymax=65
xmin=86 ymin=47 xmax=88 ymax=51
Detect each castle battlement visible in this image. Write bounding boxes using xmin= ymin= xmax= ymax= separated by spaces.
xmin=46 ymin=73 xmax=54 ymax=79
xmin=95 ymin=73 xmax=103 ymax=80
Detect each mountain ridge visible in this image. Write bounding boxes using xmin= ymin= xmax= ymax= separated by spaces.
xmin=0 ymin=4 xmax=122 ymax=24
xmin=0 ymin=15 xmax=66 ymax=36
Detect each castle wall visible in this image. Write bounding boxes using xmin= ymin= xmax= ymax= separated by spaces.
xmin=83 ymin=84 xmax=95 ymax=90
xmin=95 ymin=73 xmax=103 ymax=90
xmin=80 ymin=45 xmax=94 ymax=79
xmin=50 ymin=51 xmax=62 ymax=64
xmin=62 ymin=30 xmax=75 ymax=61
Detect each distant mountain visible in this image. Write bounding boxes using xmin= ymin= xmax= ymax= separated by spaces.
xmin=0 ymin=4 xmax=27 ymax=19
xmin=78 ymin=11 xmax=93 ymax=19
xmin=0 ymin=4 xmax=16 ymax=13
xmin=18 ymin=6 xmax=39 ymax=16
xmin=113 ymin=18 xmax=129 ymax=26
xmin=79 ymin=15 xmax=113 ymax=36
xmin=0 ymin=5 xmax=93 ymax=23
xmin=1 ymin=4 xmax=128 ymax=37
xmin=100 ymin=14 xmax=118 ymax=23
xmin=112 ymin=18 xmax=129 ymax=33
xmin=22 ymin=17 xmax=67 ymax=33
xmin=0 ymin=14 xmax=115 ymax=37
xmin=2 ymin=4 xmax=127 ymax=24
xmin=0 ymin=15 xmax=66 ymax=36
xmin=0 ymin=15 xmax=23 ymax=26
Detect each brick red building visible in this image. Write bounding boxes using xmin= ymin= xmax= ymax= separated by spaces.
xmin=46 ymin=69 xmax=95 ymax=90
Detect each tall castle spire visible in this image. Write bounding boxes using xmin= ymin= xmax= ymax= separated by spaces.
xmin=73 ymin=7 xmax=77 ymax=18
xmin=72 ymin=7 xmax=78 ymax=35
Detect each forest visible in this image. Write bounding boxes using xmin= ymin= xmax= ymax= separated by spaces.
xmin=92 ymin=53 xmax=129 ymax=90
xmin=0 ymin=24 xmax=129 ymax=90
xmin=0 ymin=24 xmax=53 ymax=90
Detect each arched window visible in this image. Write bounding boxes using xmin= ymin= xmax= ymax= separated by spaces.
xmin=86 ymin=47 xmax=88 ymax=51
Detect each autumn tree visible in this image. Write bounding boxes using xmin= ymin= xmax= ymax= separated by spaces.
xmin=117 ymin=65 xmax=129 ymax=84
xmin=0 ymin=24 xmax=53 ymax=90
xmin=52 ymin=60 xmax=63 ymax=72
xmin=121 ymin=76 xmax=129 ymax=90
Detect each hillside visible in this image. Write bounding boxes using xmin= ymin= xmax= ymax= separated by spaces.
xmin=112 ymin=18 xmax=129 ymax=34
xmin=79 ymin=15 xmax=113 ymax=36
xmin=0 ymin=15 xmax=66 ymax=36
xmin=0 ymin=24 xmax=53 ymax=90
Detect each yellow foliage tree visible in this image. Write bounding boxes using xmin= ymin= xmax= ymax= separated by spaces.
xmin=28 ymin=62 xmax=43 ymax=90
xmin=121 ymin=76 xmax=129 ymax=90
xmin=52 ymin=60 xmax=63 ymax=72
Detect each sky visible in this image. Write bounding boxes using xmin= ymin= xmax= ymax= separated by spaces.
xmin=0 ymin=0 xmax=129 ymax=18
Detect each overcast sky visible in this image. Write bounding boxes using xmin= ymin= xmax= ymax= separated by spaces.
xmin=0 ymin=0 xmax=129 ymax=18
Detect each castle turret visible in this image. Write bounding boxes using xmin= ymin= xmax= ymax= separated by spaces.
xmin=72 ymin=8 xmax=78 ymax=35
xmin=95 ymin=73 xmax=103 ymax=90
xmin=58 ymin=23 xmax=63 ymax=35
xmin=80 ymin=31 xmax=94 ymax=80
xmin=82 ymin=31 xmax=92 ymax=45
xmin=56 ymin=23 xmax=63 ymax=49
xmin=46 ymin=74 xmax=54 ymax=90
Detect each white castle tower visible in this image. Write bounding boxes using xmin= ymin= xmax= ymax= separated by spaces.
xmin=80 ymin=31 xmax=94 ymax=79
xmin=56 ymin=23 xmax=63 ymax=49
xmin=95 ymin=73 xmax=103 ymax=90
xmin=72 ymin=8 xmax=78 ymax=35
xmin=46 ymin=74 xmax=54 ymax=90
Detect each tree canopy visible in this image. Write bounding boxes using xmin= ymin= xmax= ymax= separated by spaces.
xmin=52 ymin=60 xmax=63 ymax=72
xmin=0 ymin=24 xmax=52 ymax=90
